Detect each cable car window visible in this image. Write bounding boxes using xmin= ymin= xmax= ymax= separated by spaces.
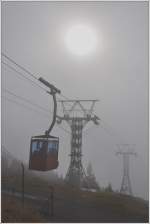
xmin=37 ymin=141 xmax=43 ymax=150
xmin=32 ymin=141 xmax=37 ymax=153
xmin=31 ymin=140 xmax=44 ymax=154
xmin=48 ymin=141 xmax=58 ymax=153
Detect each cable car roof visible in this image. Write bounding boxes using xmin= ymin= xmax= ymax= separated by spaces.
xmin=31 ymin=135 xmax=59 ymax=140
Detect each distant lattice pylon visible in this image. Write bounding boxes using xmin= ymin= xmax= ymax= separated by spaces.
xmin=116 ymin=144 xmax=137 ymax=196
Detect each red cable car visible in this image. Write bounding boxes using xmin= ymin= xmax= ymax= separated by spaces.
xmin=29 ymin=135 xmax=59 ymax=171
xmin=29 ymin=77 xmax=60 ymax=171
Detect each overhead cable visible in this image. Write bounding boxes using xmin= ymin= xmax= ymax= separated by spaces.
xmin=2 ymin=96 xmax=70 ymax=134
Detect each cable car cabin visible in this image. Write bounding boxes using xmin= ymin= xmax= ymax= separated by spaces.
xmin=29 ymin=135 xmax=59 ymax=171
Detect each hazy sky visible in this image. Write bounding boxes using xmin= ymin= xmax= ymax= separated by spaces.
xmin=1 ymin=1 xmax=148 ymax=200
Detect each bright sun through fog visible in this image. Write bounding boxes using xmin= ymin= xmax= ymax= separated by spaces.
xmin=65 ymin=24 xmax=97 ymax=56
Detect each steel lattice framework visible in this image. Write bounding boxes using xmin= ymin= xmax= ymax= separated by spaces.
xmin=116 ymin=144 xmax=136 ymax=196
xmin=57 ymin=100 xmax=100 ymax=187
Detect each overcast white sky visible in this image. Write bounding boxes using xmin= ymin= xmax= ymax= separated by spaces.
xmin=1 ymin=1 xmax=148 ymax=200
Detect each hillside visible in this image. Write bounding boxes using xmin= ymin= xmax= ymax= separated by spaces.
xmin=1 ymin=149 xmax=148 ymax=223
xmin=2 ymin=181 xmax=148 ymax=223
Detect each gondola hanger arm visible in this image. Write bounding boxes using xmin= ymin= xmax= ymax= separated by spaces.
xmin=39 ymin=77 xmax=61 ymax=136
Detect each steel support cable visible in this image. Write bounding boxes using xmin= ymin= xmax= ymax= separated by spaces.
xmin=2 ymin=53 xmax=84 ymax=108
xmin=83 ymin=119 xmax=123 ymax=145
xmin=2 ymin=53 xmax=38 ymax=80
xmin=2 ymin=54 xmax=63 ymax=101
xmin=2 ymin=96 xmax=71 ymax=134
xmin=2 ymin=53 xmax=99 ymax=117
xmin=2 ymin=63 xmax=70 ymax=133
xmin=88 ymin=106 xmax=125 ymax=143
xmin=2 ymin=60 xmax=72 ymax=104
xmin=2 ymin=62 xmax=73 ymax=122
xmin=2 ymin=95 xmax=50 ymax=118
xmin=2 ymin=53 xmax=67 ymax=99
xmin=2 ymin=61 xmax=47 ymax=92
xmin=84 ymin=101 xmax=124 ymax=141
xmin=3 ymin=88 xmax=50 ymax=114
xmin=100 ymin=119 xmax=125 ymax=143
xmin=99 ymin=123 xmax=123 ymax=145
xmin=1 ymin=54 xmax=73 ymax=135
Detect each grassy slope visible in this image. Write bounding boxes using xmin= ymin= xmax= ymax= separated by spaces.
xmin=51 ymin=185 xmax=149 ymax=222
xmin=1 ymin=195 xmax=46 ymax=223
xmin=2 ymin=172 xmax=149 ymax=223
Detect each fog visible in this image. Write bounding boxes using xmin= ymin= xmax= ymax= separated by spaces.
xmin=1 ymin=1 xmax=148 ymax=200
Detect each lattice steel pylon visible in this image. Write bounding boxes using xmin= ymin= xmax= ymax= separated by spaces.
xmin=116 ymin=144 xmax=137 ymax=196
xmin=57 ymin=100 xmax=100 ymax=188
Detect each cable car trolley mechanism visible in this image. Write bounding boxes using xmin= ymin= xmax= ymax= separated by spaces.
xmin=29 ymin=77 xmax=61 ymax=171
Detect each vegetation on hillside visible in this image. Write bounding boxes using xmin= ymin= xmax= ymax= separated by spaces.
xmin=2 ymin=195 xmax=46 ymax=223
xmin=1 ymin=148 xmax=149 ymax=223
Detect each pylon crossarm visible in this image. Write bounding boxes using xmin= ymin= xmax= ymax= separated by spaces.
xmin=89 ymin=101 xmax=96 ymax=115
xmin=69 ymin=101 xmax=78 ymax=113
xmin=61 ymin=101 xmax=68 ymax=115
xmin=78 ymin=102 xmax=87 ymax=116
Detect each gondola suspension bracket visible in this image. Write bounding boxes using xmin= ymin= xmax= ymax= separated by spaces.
xmin=39 ymin=77 xmax=61 ymax=136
